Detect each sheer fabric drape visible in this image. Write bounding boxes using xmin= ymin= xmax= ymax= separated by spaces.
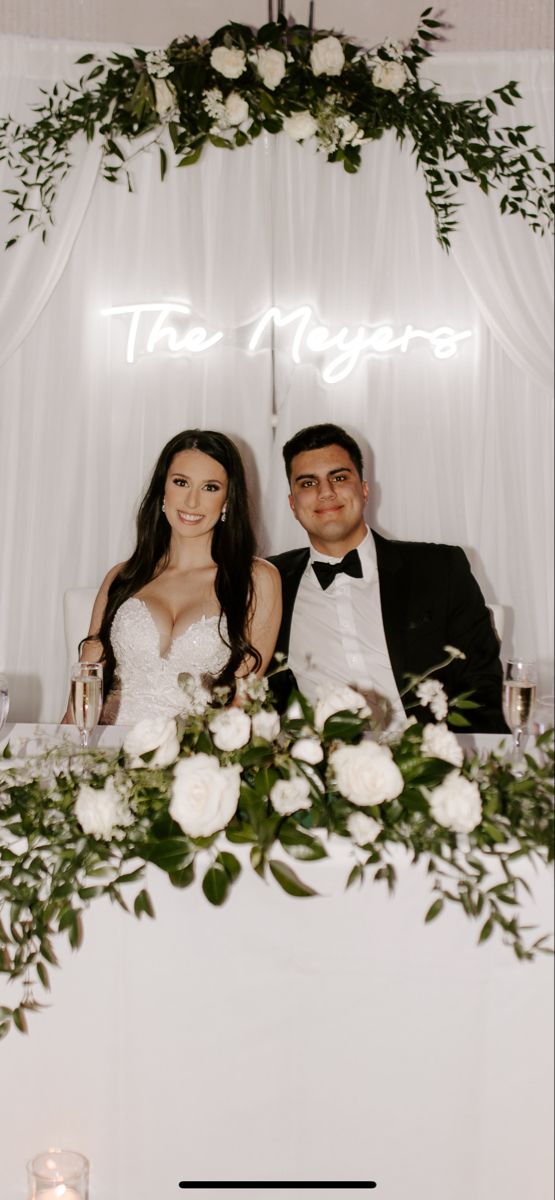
xmin=0 ymin=36 xmax=552 ymax=717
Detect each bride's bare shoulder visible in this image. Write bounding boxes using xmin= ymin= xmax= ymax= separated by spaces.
xmin=87 ymin=561 xmax=127 ymax=636
xmin=252 ymin=556 xmax=281 ymax=590
xmin=98 ymin=561 xmax=127 ymax=598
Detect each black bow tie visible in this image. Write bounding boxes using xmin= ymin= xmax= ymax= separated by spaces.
xmin=312 ymin=548 xmax=363 ymax=590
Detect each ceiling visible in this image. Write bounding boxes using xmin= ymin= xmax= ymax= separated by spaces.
xmin=0 ymin=0 xmax=553 ymax=50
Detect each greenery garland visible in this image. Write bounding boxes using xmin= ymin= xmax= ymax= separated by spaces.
xmin=0 ymin=663 xmax=553 ymax=1041
xmin=0 ymin=9 xmax=553 ymax=250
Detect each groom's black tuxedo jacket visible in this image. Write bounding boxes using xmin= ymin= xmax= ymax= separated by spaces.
xmin=268 ymin=530 xmax=507 ymax=732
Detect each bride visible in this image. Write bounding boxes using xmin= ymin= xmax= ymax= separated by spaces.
xmin=67 ymin=429 xmax=282 ymax=724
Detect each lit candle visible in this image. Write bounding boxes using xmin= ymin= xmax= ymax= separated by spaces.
xmin=32 ymin=1190 xmax=82 ymax=1200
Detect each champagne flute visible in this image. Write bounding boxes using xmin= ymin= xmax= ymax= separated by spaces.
xmin=71 ymin=662 xmax=103 ymax=748
xmin=502 ymin=659 xmax=536 ymax=777
xmin=0 ymin=673 xmax=9 ymax=733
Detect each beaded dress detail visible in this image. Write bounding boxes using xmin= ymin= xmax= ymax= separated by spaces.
xmin=110 ymin=598 xmax=230 ymax=724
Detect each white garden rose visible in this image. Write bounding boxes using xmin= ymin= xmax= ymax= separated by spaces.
xmin=291 ymin=737 xmax=324 ymax=765
xmin=75 ymin=778 xmax=132 ymax=839
xmin=270 ymin=775 xmax=312 ymax=816
xmin=314 ymin=684 xmax=369 ymax=731
xmin=252 ymin=708 xmax=281 ymax=741
xmin=256 ymin=47 xmax=286 ymax=89
xmin=286 ymin=699 xmax=304 ymax=720
xmin=170 ymin=753 xmax=241 ymax=837
xmin=210 ymin=46 xmax=246 ymax=79
xmin=310 ymin=36 xmax=345 ymax=77
xmin=416 ymin=679 xmax=448 ymax=721
xmin=421 ymin=722 xmax=464 ymax=767
xmin=372 ymin=60 xmax=408 ymax=93
xmin=347 ymin=811 xmax=382 ymax=846
xmin=330 ymin=741 xmax=404 ymax=806
xmin=427 ymin=771 xmax=482 ymax=834
xmin=224 ymin=92 xmax=249 ymax=125
xmin=209 ymin=708 xmax=251 ymax=752
xmin=336 ymin=115 xmax=364 ymax=145
xmin=123 ymin=717 xmax=180 ymax=768
xmin=282 ymin=111 xmax=317 ymax=142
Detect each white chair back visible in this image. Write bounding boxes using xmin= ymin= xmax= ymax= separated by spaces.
xmin=63 ymin=588 xmax=97 ymax=666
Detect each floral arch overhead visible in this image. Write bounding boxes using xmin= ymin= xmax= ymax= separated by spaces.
xmin=0 ymin=8 xmax=553 ymax=250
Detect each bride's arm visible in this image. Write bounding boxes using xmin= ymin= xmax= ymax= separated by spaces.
xmin=235 ymin=558 xmax=282 ymax=687
xmin=60 ymin=563 xmax=124 ymax=723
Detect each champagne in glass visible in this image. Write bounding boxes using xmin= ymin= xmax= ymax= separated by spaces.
xmin=71 ymin=662 xmax=103 ymax=748
xmin=502 ymin=659 xmax=536 ymax=777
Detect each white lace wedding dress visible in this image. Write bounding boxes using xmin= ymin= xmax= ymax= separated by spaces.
xmin=110 ymin=598 xmax=230 ymax=725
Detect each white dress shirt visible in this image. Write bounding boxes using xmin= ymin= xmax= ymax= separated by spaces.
xmin=288 ymin=527 xmax=405 ymax=723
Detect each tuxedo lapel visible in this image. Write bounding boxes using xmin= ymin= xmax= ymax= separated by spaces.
xmin=270 ymin=548 xmax=310 ymax=656
xmin=373 ymin=531 xmax=408 ymax=694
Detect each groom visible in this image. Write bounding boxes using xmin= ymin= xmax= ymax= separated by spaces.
xmin=268 ymin=423 xmax=507 ymax=732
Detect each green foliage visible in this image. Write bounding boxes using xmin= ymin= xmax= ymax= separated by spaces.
xmin=0 ymin=659 xmax=553 ymax=1043
xmin=0 ymin=10 xmax=552 ymax=249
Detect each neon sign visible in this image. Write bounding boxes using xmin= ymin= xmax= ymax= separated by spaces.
xmin=102 ymin=301 xmax=472 ymax=384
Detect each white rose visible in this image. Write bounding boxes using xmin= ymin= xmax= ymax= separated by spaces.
xmin=224 ymin=91 xmax=249 ymax=125
xmin=310 ymin=36 xmax=345 ymax=77
xmin=256 ymin=47 xmax=286 ymax=89
xmin=421 ymin=723 xmax=463 ymax=768
xmin=427 ymin=771 xmax=482 ymax=834
xmin=154 ymin=78 xmax=177 ymax=117
xmin=314 ymin=684 xmax=369 ymax=731
xmin=330 ymin=741 xmax=404 ymax=806
xmin=252 ymin=709 xmax=281 ymax=741
xmin=336 ymin=115 xmax=364 ymax=146
xmin=416 ymin=679 xmax=448 ymax=722
xmin=209 ymin=708 xmax=251 ymax=752
xmin=372 ymin=60 xmax=408 ymax=93
xmin=282 ymin=111 xmax=317 ymax=142
xmin=210 ymin=46 xmax=246 ymax=79
xmin=270 ymin=775 xmax=312 ymax=816
xmin=291 ymin=737 xmax=324 ymax=764
xmin=123 ymin=717 xmax=180 ymax=768
xmin=347 ymin=811 xmax=381 ymax=846
xmin=286 ymin=699 xmax=304 ymax=721
xmin=75 ymin=778 xmax=132 ymax=839
xmin=170 ymin=753 xmax=241 ymax=837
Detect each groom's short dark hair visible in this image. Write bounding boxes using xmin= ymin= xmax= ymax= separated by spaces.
xmin=282 ymin=423 xmax=364 ymax=483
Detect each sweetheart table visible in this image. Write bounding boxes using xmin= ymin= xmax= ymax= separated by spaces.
xmin=0 ymin=726 xmax=553 ymax=1200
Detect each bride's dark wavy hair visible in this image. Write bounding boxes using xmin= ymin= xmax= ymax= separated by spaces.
xmin=95 ymin=429 xmax=260 ymax=699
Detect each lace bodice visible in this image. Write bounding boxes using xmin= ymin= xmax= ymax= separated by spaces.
xmin=110 ymin=598 xmax=230 ymax=725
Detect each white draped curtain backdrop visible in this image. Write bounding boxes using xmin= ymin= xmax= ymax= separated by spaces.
xmin=0 ymin=35 xmax=553 ymax=720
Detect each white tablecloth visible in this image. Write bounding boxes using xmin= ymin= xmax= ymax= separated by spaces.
xmin=1 ymin=727 xmax=553 ymax=1200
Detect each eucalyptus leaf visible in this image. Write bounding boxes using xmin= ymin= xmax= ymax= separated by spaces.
xmin=268 ymin=859 xmax=319 ymax=898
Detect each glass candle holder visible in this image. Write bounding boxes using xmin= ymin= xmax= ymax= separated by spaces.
xmin=27 ymin=1149 xmax=89 ymax=1199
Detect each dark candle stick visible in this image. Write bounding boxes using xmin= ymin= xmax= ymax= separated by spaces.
xmin=278 ymin=0 xmax=284 ymax=15
xmin=268 ymin=0 xmax=274 ymax=21
xmin=309 ymin=1 xmax=314 ymax=31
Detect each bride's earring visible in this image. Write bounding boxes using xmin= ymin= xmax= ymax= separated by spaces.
xmin=161 ymin=501 xmax=166 ymax=514
xmin=220 ymin=506 xmax=227 ymax=524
